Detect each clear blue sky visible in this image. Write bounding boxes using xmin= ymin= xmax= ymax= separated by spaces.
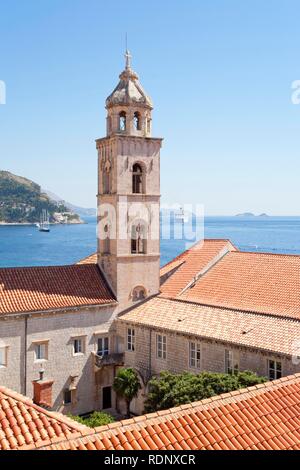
xmin=1 ymin=0 xmax=300 ymax=215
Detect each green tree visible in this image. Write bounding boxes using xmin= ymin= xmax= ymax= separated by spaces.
xmin=69 ymin=411 xmax=114 ymax=427
xmin=0 ymin=171 xmax=73 ymax=223
xmin=144 ymin=370 xmax=266 ymax=413
xmin=113 ymin=368 xmax=141 ymax=418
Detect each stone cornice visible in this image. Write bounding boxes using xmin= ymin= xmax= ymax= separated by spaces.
xmin=0 ymin=301 xmax=118 ymax=322
xmin=96 ymin=135 xmax=163 ymax=147
xmin=97 ymin=193 xmax=161 ymax=198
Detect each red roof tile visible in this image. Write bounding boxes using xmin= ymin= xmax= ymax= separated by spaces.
xmin=0 ymin=264 xmax=116 ymax=315
xmin=118 ymin=296 xmax=300 ymax=356
xmin=77 ymin=253 xmax=98 ymax=265
xmin=0 ymin=386 xmax=88 ymax=450
xmin=39 ymin=374 xmax=300 ymax=450
xmin=181 ymin=251 xmax=300 ymax=319
xmin=160 ymin=239 xmax=236 ymax=298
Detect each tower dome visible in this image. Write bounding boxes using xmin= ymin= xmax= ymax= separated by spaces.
xmin=106 ymin=50 xmax=153 ymax=109
xmin=105 ymin=51 xmax=153 ymax=137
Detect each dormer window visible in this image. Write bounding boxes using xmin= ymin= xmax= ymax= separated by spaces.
xmin=132 ymin=163 xmax=143 ymax=194
xmin=133 ymin=112 xmax=141 ymax=131
xmin=119 ymin=111 xmax=126 ymax=131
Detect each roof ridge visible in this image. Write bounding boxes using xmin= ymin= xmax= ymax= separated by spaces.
xmin=0 ymin=263 xmax=99 ymax=272
xmin=203 ymin=238 xmax=239 ymax=251
xmin=229 ymin=250 xmax=300 ymax=259
xmin=160 ymin=239 xmax=237 ymax=272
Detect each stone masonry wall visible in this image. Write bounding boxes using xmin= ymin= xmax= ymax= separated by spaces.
xmin=0 ymin=304 xmax=118 ymax=416
xmin=116 ymin=320 xmax=300 ymax=414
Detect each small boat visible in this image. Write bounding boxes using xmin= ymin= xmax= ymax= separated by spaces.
xmin=38 ymin=210 xmax=50 ymax=232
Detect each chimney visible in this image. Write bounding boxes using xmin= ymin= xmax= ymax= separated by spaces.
xmin=32 ymin=368 xmax=54 ymax=408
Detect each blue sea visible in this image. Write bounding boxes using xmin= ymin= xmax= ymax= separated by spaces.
xmin=0 ymin=216 xmax=300 ymax=268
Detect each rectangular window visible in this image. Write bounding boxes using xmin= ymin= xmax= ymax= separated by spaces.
xmin=225 ymin=349 xmax=239 ymax=375
xmin=156 ymin=334 xmax=167 ymax=360
xmin=189 ymin=341 xmax=201 ymax=369
xmin=97 ymin=337 xmax=109 ymax=356
xmin=0 ymin=347 xmax=7 ymax=367
xmin=73 ymin=338 xmax=84 ymax=355
xmin=268 ymin=360 xmax=282 ymax=380
xmin=35 ymin=343 xmax=48 ymax=361
xmin=64 ymin=389 xmax=72 ymax=405
xmin=127 ymin=328 xmax=135 ymax=352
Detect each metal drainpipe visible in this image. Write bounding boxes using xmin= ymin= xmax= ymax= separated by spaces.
xmin=24 ymin=315 xmax=28 ymax=396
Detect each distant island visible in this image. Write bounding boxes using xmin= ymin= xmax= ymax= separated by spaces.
xmin=0 ymin=171 xmax=87 ymax=225
xmin=235 ymin=212 xmax=269 ymax=217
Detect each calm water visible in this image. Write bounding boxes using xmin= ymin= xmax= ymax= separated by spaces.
xmin=0 ymin=216 xmax=300 ymax=268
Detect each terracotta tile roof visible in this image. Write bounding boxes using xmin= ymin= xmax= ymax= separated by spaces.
xmin=160 ymin=239 xmax=236 ymax=298
xmin=39 ymin=374 xmax=300 ymax=450
xmin=181 ymin=251 xmax=300 ymax=319
xmin=0 ymin=386 xmax=89 ymax=450
xmin=77 ymin=253 xmax=97 ymax=265
xmin=159 ymin=247 xmax=192 ymax=278
xmin=76 ymin=240 xmax=237 ymax=287
xmin=0 ymin=264 xmax=116 ymax=315
xmin=118 ymin=296 xmax=300 ymax=356
xmin=159 ymin=258 xmax=185 ymax=278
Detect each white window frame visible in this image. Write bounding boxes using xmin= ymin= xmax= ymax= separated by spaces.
xmin=225 ymin=349 xmax=239 ymax=375
xmin=189 ymin=341 xmax=201 ymax=369
xmin=97 ymin=337 xmax=109 ymax=357
xmin=127 ymin=328 xmax=135 ymax=352
xmin=268 ymin=359 xmax=282 ymax=380
xmin=0 ymin=346 xmax=8 ymax=368
xmin=73 ymin=337 xmax=85 ymax=356
xmin=156 ymin=334 xmax=167 ymax=360
xmin=34 ymin=342 xmax=48 ymax=362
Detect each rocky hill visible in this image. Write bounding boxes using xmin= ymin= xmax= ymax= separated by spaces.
xmin=42 ymin=189 xmax=96 ymax=217
xmin=0 ymin=171 xmax=83 ymax=224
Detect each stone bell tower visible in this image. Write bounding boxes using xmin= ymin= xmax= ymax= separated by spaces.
xmin=96 ymin=51 xmax=163 ymax=311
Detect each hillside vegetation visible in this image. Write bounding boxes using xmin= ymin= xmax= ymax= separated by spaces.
xmin=0 ymin=171 xmax=81 ymax=224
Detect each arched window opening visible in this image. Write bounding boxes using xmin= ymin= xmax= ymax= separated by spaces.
xmin=133 ymin=112 xmax=141 ymax=131
xmin=103 ymin=224 xmax=110 ymax=254
xmin=103 ymin=170 xmax=110 ymax=194
xmin=131 ymin=223 xmax=147 ymax=254
xmin=132 ymin=286 xmax=146 ymax=302
xmin=132 ymin=163 xmax=143 ymax=194
xmin=119 ymin=111 xmax=126 ymax=131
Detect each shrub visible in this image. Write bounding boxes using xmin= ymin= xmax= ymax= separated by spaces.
xmin=144 ymin=370 xmax=266 ymax=413
xmin=69 ymin=411 xmax=114 ymax=428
